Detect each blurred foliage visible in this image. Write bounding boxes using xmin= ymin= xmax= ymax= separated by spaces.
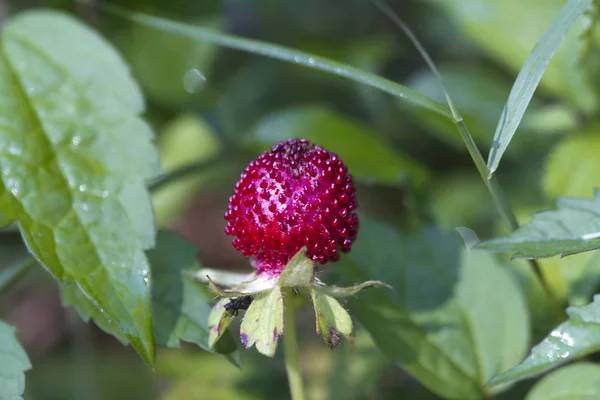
xmin=428 ymin=0 xmax=596 ymax=112
xmin=0 ymin=321 xmax=31 ymax=399
xmin=119 ymin=16 xmax=221 ymax=107
xmin=152 ymin=114 xmax=221 ymax=226
xmin=2 ymin=0 xmax=600 ymax=399
xmin=525 ymin=362 xmax=600 ymax=400
xmin=543 ymin=130 xmax=600 ymax=199
xmin=341 ymin=218 xmax=529 ymax=399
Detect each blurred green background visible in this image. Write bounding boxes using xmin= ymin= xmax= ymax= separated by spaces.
xmin=1 ymin=0 xmax=599 ymax=399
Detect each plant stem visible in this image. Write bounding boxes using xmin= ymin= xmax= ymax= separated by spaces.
xmin=453 ymin=117 xmax=517 ymax=229
xmin=372 ymin=0 xmax=561 ymax=314
xmin=147 ymin=156 xmax=224 ymax=192
xmin=282 ymin=288 xmax=305 ymax=400
xmin=454 ymin=118 xmax=562 ymax=317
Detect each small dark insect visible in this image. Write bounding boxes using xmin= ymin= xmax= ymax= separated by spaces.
xmin=328 ymin=328 xmax=342 ymax=350
xmin=224 ymin=296 xmax=253 ymax=317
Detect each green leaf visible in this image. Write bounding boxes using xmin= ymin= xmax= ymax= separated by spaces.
xmin=311 ymin=290 xmax=353 ymax=349
xmin=0 ymin=321 xmax=31 ymax=400
xmin=103 ymin=5 xmax=451 ymax=118
xmin=253 ymin=105 xmax=430 ymax=187
xmin=0 ymin=210 xmax=12 ymax=228
xmin=0 ymin=182 xmax=15 ymax=227
xmin=544 ymin=133 xmax=600 ymax=199
xmin=60 ymin=280 xmax=129 ymax=343
xmin=278 ymin=247 xmax=313 ymax=287
xmin=239 ymin=286 xmax=283 ymax=357
xmin=341 ymin=218 xmax=529 ymax=399
xmin=488 ymin=296 xmax=600 ymax=388
xmin=0 ymin=11 xmax=159 ymax=364
xmin=478 ymin=189 xmax=600 ymax=258
xmin=525 ymin=362 xmax=600 ymax=400
xmin=147 ymin=230 xmax=238 ymax=356
xmin=430 ymin=0 xmax=595 ymax=112
xmin=486 ymin=0 xmax=592 ymax=174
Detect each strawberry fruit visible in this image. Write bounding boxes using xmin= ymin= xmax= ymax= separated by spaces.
xmin=224 ymin=138 xmax=358 ymax=276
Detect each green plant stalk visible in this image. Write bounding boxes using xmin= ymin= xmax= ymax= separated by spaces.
xmin=453 ymin=118 xmax=517 ymax=229
xmin=98 ymin=3 xmax=452 ymax=119
xmin=147 ymin=156 xmax=224 ymax=192
xmin=372 ymin=0 xmax=561 ymax=315
xmin=282 ymin=288 xmax=305 ymax=400
xmin=453 ymin=118 xmax=561 ymax=317
xmin=372 ymin=1 xmax=519 ymax=227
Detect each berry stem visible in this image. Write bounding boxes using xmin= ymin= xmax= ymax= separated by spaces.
xmin=282 ymin=288 xmax=305 ymax=400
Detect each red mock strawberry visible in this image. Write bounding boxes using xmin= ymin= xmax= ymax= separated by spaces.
xmin=224 ymin=138 xmax=358 ymax=276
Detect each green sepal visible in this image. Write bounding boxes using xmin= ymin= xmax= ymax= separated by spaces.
xmin=206 ymin=274 xmax=277 ymax=298
xmin=313 ymin=280 xmax=391 ymax=298
xmin=311 ymin=289 xmax=353 ymax=349
xmin=239 ymin=286 xmax=284 ymax=357
xmin=193 ymin=268 xmax=253 ymax=287
xmin=208 ymin=298 xmax=236 ymax=349
xmin=279 ymin=247 xmax=314 ymax=287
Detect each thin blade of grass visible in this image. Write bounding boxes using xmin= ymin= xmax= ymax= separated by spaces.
xmin=487 ymin=0 xmax=592 ymax=175
xmin=371 ymin=0 xmax=459 ymax=118
xmin=99 ymin=5 xmax=450 ymax=119
xmin=372 ymin=0 xmax=561 ymax=316
xmin=371 ymin=1 xmax=500 ymax=221
xmin=371 ymin=1 xmax=491 ymax=183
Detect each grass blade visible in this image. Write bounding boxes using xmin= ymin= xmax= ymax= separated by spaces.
xmin=372 ymin=0 xmax=562 ymax=314
xmin=487 ymin=0 xmax=592 ymax=175
xmin=100 ymin=5 xmax=451 ymax=119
